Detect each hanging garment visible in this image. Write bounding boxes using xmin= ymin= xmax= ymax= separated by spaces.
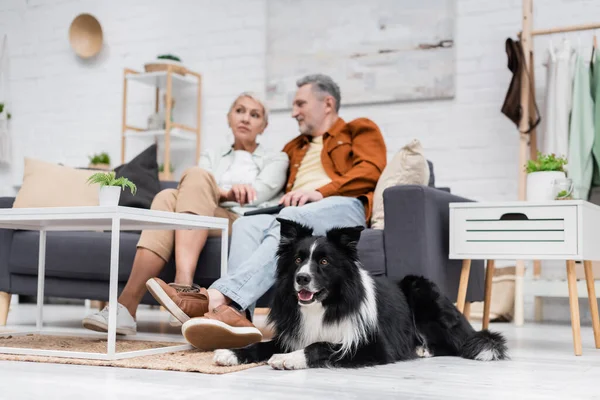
xmin=568 ymin=51 xmax=595 ymax=200
xmin=501 ymin=38 xmax=541 ymax=133
xmin=591 ymin=48 xmax=600 ymax=186
xmin=551 ymin=39 xmax=576 ymax=160
xmin=540 ymin=43 xmax=557 ymax=156
xmin=0 ymin=34 xmax=11 ymax=165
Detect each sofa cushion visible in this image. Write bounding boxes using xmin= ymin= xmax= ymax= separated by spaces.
xmin=13 ymin=158 xmax=99 ymax=208
xmin=114 ymin=144 xmax=161 ymax=209
xmin=371 ymin=139 xmax=430 ymax=230
xmin=427 ymin=160 xmax=435 ymax=187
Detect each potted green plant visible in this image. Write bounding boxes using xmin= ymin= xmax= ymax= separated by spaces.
xmin=144 ymin=53 xmax=186 ymax=75
xmin=0 ymin=103 xmax=11 ymax=120
xmin=158 ymin=162 xmax=175 ymax=180
xmin=157 ymin=54 xmax=181 ymax=62
xmin=86 ymin=171 xmax=137 ymax=206
xmin=88 ymin=152 xmax=111 ymax=170
xmin=525 ymin=152 xmax=568 ymax=201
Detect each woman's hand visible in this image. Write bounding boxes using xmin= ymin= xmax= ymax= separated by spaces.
xmin=226 ymin=184 xmax=257 ymax=205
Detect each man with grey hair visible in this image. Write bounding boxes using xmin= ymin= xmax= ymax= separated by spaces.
xmin=180 ymin=73 xmax=387 ymax=351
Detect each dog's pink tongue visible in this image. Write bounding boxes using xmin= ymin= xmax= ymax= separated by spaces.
xmin=298 ymin=290 xmax=314 ymax=301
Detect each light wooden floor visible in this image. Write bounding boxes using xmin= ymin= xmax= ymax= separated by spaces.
xmin=1 ymin=303 xmax=599 ymax=400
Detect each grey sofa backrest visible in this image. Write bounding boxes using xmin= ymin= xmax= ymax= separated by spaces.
xmin=160 ymin=181 xmax=178 ymax=191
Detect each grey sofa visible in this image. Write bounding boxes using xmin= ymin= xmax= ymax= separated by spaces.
xmin=0 ymin=163 xmax=484 ymax=313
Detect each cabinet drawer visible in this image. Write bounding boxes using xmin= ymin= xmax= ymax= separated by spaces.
xmin=451 ymin=205 xmax=578 ymax=257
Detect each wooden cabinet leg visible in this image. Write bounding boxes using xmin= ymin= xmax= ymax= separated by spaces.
xmin=457 ymin=259 xmax=471 ymax=314
xmin=533 ymin=260 xmax=544 ymax=322
xmin=483 ymin=260 xmax=495 ymax=330
xmin=583 ymin=260 xmax=600 ymax=349
xmin=514 ymin=260 xmax=526 ymax=326
xmin=463 ymin=302 xmax=471 ymax=320
xmin=0 ymin=292 xmax=11 ymax=326
xmin=566 ymin=260 xmax=582 ymax=356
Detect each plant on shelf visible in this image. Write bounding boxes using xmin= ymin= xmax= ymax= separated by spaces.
xmin=158 ymin=162 xmax=175 ymax=181
xmin=145 ymin=54 xmax=186 ymax=76
xmin=525 ymin=152 xmax=568 ymax=202
xmin=88 ymin=152 xmax=111 ymax=170
xmin=157 ymin=54 xmax=181 ymax=63
xmin=86 ymin=171 xmax=137 ymax=206
xmin=158 ymin=162 xmax=174 ymax=173
xmin=0 ymin=103 xmax=11 ymax=120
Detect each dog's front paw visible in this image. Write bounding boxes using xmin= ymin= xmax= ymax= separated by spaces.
xmin=416 ymin=346 xmax=432 ymax=358
xmin=213 ymin=349 xmax=240 ymax=366
xmin=268 ymin=350 xmax=308 ymax=370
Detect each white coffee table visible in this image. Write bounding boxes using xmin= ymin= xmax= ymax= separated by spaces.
xmin=0 ymin=205 xmax=229 ymax=360
xmin=449 ymin=200 xmax=600 ymax=356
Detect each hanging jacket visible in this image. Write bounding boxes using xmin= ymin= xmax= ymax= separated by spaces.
xmin=568 ymin=52 xmax=595 ymax=200
xmin=550 ymin=39 xmax=576 ymax=160
xmin=501 ymin=38 xmax=541 ymax=133
xmin=591 ymin=49 xmax=600 ymax=186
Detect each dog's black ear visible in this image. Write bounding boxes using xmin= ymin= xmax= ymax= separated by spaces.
xmin=326 ymin=225 xmax=364 ymax=251
xmin=277 ymin=218 xmax=313 ymax=242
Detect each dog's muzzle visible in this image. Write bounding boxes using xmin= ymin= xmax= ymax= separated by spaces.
xmin=295 ymin=272 xmax=325 ymax=305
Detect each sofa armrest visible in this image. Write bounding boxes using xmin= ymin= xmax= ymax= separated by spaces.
xmin=382 ymin=185 xmax=484 ymax=302
xmin=0 ymin=197 xmax=14 ymax=292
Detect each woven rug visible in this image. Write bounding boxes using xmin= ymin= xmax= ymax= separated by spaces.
xmin=0 ymin=334 xmax=264 ymax=374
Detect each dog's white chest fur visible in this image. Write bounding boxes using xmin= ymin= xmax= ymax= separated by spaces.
xmin=294 ymin=303 xmax=352 ymax=349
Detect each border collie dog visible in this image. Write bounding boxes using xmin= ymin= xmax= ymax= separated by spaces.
xmin=214 ymin=218 xmax=508 ymax=370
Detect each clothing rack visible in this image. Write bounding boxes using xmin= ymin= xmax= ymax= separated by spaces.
xmin=513 ymin=0 xmax=600 ymax=326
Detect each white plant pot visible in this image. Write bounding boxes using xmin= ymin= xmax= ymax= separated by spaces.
xmin=526 ymin=171 xmax=565 ymax=201
xmin=98 ymin=186 xmax=121 ymax=206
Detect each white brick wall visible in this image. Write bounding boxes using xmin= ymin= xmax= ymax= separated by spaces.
xmin=1 ymin=0 xmax=600 ymax=322
xmin=2 ymin=0 xmax=599 ymax=198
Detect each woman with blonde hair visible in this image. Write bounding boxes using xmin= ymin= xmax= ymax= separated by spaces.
xmin=83 ymin=92 xmax=288 ymax=335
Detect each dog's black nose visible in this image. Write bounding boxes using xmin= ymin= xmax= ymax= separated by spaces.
xmin=296 ymin=273 xmax=311 ymax=286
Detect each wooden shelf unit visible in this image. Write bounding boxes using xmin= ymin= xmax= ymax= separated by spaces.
xmin=121 ymin=66 xmax=202 ymax=180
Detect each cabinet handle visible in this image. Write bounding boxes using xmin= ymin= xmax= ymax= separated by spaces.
xmin=499 ymin=212 xmax=528 ymax=221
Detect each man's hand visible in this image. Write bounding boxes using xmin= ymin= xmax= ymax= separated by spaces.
xmin=226 ymin=184 xmax=257 ymax=205
xmin=279 ymin=190 xmax=323 ymax=207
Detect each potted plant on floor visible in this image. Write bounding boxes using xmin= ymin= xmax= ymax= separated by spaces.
xmin=88 ymin=152 xmax=111 ymax=170
xmin=86 ymin=171 xmax=137 ymax=206
xmin=525 ymin=152 xmax=568 ymax=201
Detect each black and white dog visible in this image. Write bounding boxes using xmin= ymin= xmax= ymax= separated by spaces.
xmin=213 ymin=218 xmax=508 ymax=370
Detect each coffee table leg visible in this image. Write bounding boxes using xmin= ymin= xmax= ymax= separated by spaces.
xmin=482 ymin=259 xmax=495 ymax=330
xmin=220 ymin=225 xmax=228 ymax=277
xmin=107 ymin=218 xmax=121 ymax=359
xmin=36 ymin=229 xmax=46 ymax=331
xmin=457 ymin=259 xmax=471 ymax=313
xmin=566 ymin=260 xmax=582 ymax=356
xmin=583 ymin=260 xmax=600 ymax=348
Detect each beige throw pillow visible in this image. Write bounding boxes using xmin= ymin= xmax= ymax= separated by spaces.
xmin=371 ymin=139 xmax=430 ymax=229
xmin=13 ymin=158 xmax=100 ymax=208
